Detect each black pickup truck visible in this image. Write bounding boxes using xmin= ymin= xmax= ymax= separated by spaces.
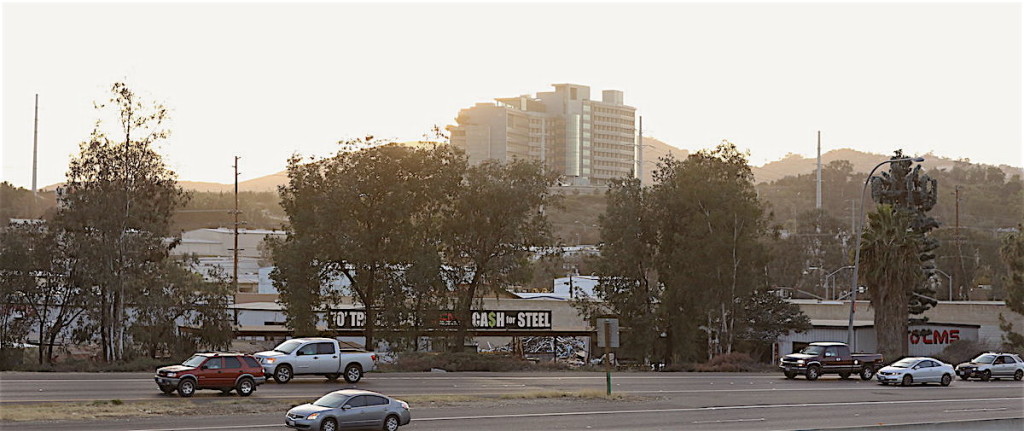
xmin=779 ymin=342 xmax=884 ymax=380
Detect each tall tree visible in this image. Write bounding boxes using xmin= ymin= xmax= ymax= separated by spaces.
xmin=859 ymin=204 xmax=923 ymax=359
xmin=56 ymin=82 xmax=189 ymax=361
xmin=651 ymin=142 xmax=771 ymax=361
xmin=442 ymin=159 xmax=555 ymax=351
xmin=998 ymin=225 xmax=1024 ymax=350
xmin=581 ymin=176 xmax=661 ymax=362
xmin=275 ymin=141 xmax=464 ymax=349
xmin=868 ymin=150 xmax=940 ymax=317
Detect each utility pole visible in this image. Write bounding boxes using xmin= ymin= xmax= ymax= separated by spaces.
xmin=32 ymin=94 xmax=39 ymax=215
xmin=636 ymin=116 xmax=643 ymax=185
xmin=815 ymin=131 xmax=822 ymax=209
xmin=232 ymin=156 xmax=241 ymax=293
xmin=954 ymin=186 xmax=965 ymax=300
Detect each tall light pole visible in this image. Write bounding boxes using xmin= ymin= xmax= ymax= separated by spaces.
xmin=847 ymin=156 xmax=925 ymax=351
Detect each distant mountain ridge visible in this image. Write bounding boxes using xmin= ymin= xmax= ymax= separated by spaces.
xmin=41 ymin=140 xmax=1023 ymax=192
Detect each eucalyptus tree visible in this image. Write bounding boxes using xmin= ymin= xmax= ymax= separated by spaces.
xmin=441 ymin=159 xmax=555 ymax=351
xmin=56 ymin=82 xmax=189 ymax=362
xmin=651 ymin=142 xmax=771 ymax=361
xmin=275 ymin=141 xmax=464 ymax=349
xmin=582 ymin=176 xmax=662 ymax=362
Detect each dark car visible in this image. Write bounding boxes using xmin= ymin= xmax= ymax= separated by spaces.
xmin=154 ymin=352 xmax=267 ymax=397
xmin=285 ymin=389 xmax=411 ymax=431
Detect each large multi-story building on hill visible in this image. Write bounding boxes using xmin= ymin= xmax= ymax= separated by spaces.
xmin=448 ymin=83 xmax=638 ymax=187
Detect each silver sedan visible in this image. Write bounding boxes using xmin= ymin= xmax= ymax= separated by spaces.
xmin=285 ymin=389 xmax=411 ymax=431
xmin=876 ymin=357 xmax=955 ymax=386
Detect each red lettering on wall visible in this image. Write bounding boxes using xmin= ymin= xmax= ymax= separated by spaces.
xmin=908 ymin=329 xmax=961 ymax=345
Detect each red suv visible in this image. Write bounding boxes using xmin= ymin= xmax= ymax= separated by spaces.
xmin=154 ymin=352 xmax=267 ymax=397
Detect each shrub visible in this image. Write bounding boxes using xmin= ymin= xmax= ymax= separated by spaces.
xmin=380 ymin=351 xmax=570 ymax=372
xmin=936 ymin=339 xmax=998 ymax=365
xmin=694 ymin=352 xmax=760 ymax=372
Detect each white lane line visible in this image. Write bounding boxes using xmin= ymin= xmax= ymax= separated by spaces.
xmin=0 ymin=375 xmax=792 ymax=383
xmin=692 ymin=418 xmax=765 ymax=424
xmin=123 ymin=397 xmax=1024 ymax=431
xmin=410 ymin=397 xmax=1024 ymax=422
xmin=943 ymin=407 xmax=1009 ymax=413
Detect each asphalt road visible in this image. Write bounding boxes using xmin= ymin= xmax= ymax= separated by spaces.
xmin=2 ymin=371 xmax=1023 ymax=430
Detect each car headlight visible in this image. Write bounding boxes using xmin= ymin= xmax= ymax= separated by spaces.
xmin=166 ymin=372 xmax=177 ymax=378
xmin=306 ymin=413 xmax=319 ymax=420
xmin=797 ymin=360 xmax=805 ymax=365
xmin=264 ymin=358 xmax=275 ymax=364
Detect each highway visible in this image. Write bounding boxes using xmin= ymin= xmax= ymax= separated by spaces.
xmin=2 ymin=371 xmax=1022 ymax=430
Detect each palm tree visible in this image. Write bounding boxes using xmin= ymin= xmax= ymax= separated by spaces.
xmin=859 ymin=204 xmax=923 ymax=359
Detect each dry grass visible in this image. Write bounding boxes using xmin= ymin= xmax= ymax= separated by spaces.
xmin=0 ymin=398 xmax=312 ymax=422
xmin=0 ymin=390 xmax=635 ymax=422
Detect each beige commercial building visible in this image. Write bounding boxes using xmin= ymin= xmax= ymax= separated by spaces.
xmin=448 ymin=83 xmax=638 ymax=187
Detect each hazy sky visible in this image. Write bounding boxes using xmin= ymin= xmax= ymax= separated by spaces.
xmin=2 ymin=2 xmax=1021 ymax=189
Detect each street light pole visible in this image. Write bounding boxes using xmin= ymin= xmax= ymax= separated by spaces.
xmin=934 ymin=269 xmax=953 ymax=301
xmin=847 ymin=156 xmax=925 ymax=351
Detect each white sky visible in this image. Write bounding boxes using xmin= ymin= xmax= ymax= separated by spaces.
xmin=2 ymin=2 xmax=1021 ymax=189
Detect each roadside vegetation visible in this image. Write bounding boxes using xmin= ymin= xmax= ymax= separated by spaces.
xmin=0 ymin=391 xmax=637 ymax=423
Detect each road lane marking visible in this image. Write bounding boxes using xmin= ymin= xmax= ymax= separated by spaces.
xmin=121 ymin=397 xmax=1024 ymax=430
xmin=692 ymin=418 xmax=765 ymax=424
xmin=409 ymin=397 xmax=1024 ymax=422
xmin=943 ymin=407 xmax=1009 ymax=413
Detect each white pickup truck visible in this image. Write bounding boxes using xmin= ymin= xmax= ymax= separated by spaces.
xmin=254 ymin=337 xmax=378 ymax=384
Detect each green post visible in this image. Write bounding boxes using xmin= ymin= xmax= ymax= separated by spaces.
xmin=606 ymin=370 xmax=612 ymax=395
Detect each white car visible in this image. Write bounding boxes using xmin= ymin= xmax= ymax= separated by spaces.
xmin=876 ymin=357 xmax=955 ymax=386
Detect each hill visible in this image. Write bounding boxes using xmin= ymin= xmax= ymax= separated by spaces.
xmin=752 ymin=149 xmax=1024 ymax=184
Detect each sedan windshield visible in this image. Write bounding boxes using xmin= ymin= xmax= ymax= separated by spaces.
xmin=972 ymin=354 xmax=996 ymax=364
xmin=313 ymin=393 xmax=349 ymax=408
xmin=182 ymin=355 xmax=205 ymax=367
xmin=890 ymin=358 xmax=917 ymax=368
xmin=800 ymin=346 xmax=825 ymax=355
xmin=274 ymin=340 xmax=302 ymax=354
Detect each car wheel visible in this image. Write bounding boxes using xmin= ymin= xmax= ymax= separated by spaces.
xmin=236 ymin=377 xmax=255 ymax=397
xmin=177 ymin=379 xmax=196 ymax=397
xmin=325 ymin=373 xmax=340 ymax=381
xmin=320 ymin=418 xmax=338 ymax=431
xmin=383 ymin=414 xmax=400 ymax=431
xmin=1014 ymin=370 xmax=1023 ymax=381
xmin=784 ymin=371 xmax=797 ymax=379
xmin=941 ymin=374 xmax=952 ymax=386
xmin=274 ymin=364 xmax=293 ymax=384
xmin=901 ymin=374 xmax=913 ymax=386
xmin=159 ymin=385 xmax=175 ymax=394
xmin=805 ymin=365 xmax=821 ymax=381
xmin=859 ymin=366 xmax=876 ymax=380
xmin=344 ymin=363 xmax=363 ymax=383
xmin=981 ymin=370 xmax=991 ymax=382
xmin=838 ymin=371 xmax=851 ymax=380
